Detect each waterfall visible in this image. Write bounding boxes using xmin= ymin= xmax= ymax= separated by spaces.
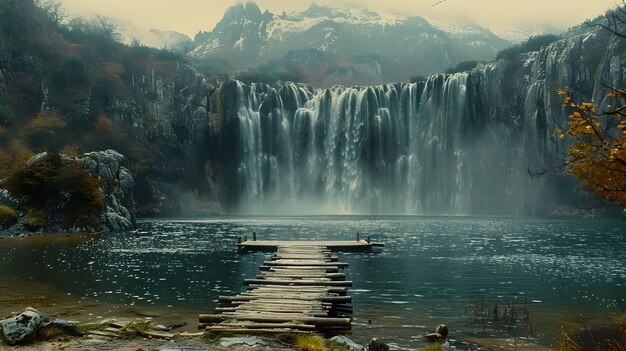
xmin=209 ymin=27 xmax=625 ymax=215
xmin=219 ymin=74 xmax=545 ymax=215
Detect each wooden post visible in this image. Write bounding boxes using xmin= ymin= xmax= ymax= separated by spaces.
xmin=237 ymin=236 xmax=242 ymax=244
xmin=356 ymin=232 xmax=360 ymax=242
xmin=253 ymin=232 xmax=257 ymax=241
xmin=366 ymin=235 xmax=371 ymax=243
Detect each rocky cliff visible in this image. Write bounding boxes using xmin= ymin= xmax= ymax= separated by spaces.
xmin=108 ymin=64 xmax=218 ymax=215
xmin=82 ymin=150 xmax=136 ymax=231
xmin=0 ymin=150 xmax=136 ymax=233
xmin=208 ymin=23 xmax=625 ymax=215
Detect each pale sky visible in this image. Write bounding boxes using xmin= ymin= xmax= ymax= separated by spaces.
xmin=57 ymin=0 xmax=617 ymax=37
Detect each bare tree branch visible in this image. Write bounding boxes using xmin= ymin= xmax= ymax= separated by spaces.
xmin=428 ymin=0 xmax=449 ymax=9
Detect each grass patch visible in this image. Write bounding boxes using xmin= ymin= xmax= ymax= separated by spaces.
xmin=203 ymin=330 xmax=236 ymax=344
xmin=556 ymin=331 xmax=581 ymax=351
xmin=418 ymin=344 xmax=445 ymax=351
xmin=295 ymin=334 xmax=327 ymax=351
xmin=35 ymin=325 xmax=72 ymax=342
xmin=75 ymin=322 xmax=108 ymax=335
xmin=121 ymin=321 xmax=153 ymax=333
xmin=616 ymin=313 xmax=626 ymax=331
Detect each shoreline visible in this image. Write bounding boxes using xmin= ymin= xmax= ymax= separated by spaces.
xmin=0 ymin=310 xmax=549 ymax=351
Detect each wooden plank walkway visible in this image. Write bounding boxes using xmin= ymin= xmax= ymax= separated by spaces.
xmin=199 ymin=244 xmax=358 ymax=334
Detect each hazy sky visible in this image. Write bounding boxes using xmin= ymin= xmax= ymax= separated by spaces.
xmin=57 ymin=0 xmax=617 ymax=37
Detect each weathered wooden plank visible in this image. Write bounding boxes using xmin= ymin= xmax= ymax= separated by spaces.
xmin=243 ymin=279 xmax=352 ymax=287
xmin=257 ymin=275 xmax=339 ymax=280
xmin=216 ymin=322 xmax=316 ymax=330
xmin=199 ymin=314 xmax=351 ymax=326
xmin=234 ymin=309 xmax=328 ymax=317
xmin=272 ymin=255 xmax=338 ymax=261
xmin=263 ymin=261 xmax=347 ymax=268
xmin=246 ymin=285 xmax=347 ymax=293
xmin=261 ymin=266 xmax=339 ymax=272
xmin=219 ymin=295 xmax=352 ymax=303
xmin=205 ymin=327 xmax=310 ymax=334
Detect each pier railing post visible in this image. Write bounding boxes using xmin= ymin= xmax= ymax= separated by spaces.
xmin=356 ymin=232 xmax=360 ymax=242
xmin=253 ymin=232 xmax=257 ymax=241
xmin=367 ymin=235 xmax=371 ymax=243
xmin=237 ymin=236 xmax=242 ymax=245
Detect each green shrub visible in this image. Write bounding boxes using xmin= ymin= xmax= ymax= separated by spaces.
xmin=0 ymin=205 xmax=18 ymax=229
xmin=23 ymin=211 xmax=49 ymax=232
xmin=446 ymin=60 xmax=483 ymax=74
xmin=496 ymin=34 xmax=561 ymax=60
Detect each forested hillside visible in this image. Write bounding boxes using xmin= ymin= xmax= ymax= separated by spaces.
xmin=0 ymin=0 xmax=217 ymax=220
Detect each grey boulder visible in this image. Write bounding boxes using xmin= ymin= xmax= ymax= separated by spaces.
xmin=368 ymin=338 xmax=390 ymax=351
xmin=330 ymin=335 xmax=366 ymax=351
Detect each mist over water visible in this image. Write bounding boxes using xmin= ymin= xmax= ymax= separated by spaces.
xmin=223 ymin=75 xmax=557 ymax=215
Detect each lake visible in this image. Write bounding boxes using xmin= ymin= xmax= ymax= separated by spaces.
xmin=0 ymin=216 xmax=624 ymax=350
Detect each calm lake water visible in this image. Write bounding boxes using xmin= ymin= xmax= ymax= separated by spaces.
xmin=0 ymin=216 xmax=624 ymax=349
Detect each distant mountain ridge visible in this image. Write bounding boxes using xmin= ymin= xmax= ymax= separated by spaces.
xmin=189 ymin=2 xmax=513 ymax=86
xmin=112 ymin=18 xmax=193 ymax=52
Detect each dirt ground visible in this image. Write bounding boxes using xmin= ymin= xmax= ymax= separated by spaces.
xmin=0 ymin=335 xmax=297 ymax=351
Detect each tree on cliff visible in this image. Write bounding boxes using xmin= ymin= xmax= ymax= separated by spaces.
xmin=554 ymin=87 xmax=626 ymax=206
xmin=543 ymin=5 xmax=626 ymax=207
xmin=1 ymin=152 xmax=104 ymax=231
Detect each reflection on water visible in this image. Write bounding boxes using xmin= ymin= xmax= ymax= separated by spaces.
xmin=0 ymin=216 xmax=624 ymax=349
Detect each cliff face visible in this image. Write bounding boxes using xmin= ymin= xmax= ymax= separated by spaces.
xmin=209 ymin=25 xmax=626 ymax=215
xmin=1 ymin=1 xmax=624 ymax=217
xmin=107 ymin=65 xmax=218 ymax=215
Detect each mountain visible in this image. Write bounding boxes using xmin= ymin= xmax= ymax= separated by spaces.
xmin=207 ymin=14 xmax=625 ymax=215
xmin=190 ymin=2 xmax=512 ymax=86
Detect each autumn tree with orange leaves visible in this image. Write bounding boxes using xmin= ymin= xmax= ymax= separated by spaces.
xmin=539 ymin=4 xmax=626 ymax=207
xmin=553 ymin=87 xmax=626 ymax=206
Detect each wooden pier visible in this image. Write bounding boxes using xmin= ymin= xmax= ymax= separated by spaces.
xmin=199 ymin=237 xmax=382 ymax=334
xmin=236 ymin=232 xmax=384 ymax=251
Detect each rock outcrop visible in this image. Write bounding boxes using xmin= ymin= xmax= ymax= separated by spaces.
xmin=0 ymin=308 xmax=77 ymax=346
xmin=330 ymin=335 xmax=366 ymax=351
xmin=0 ymin=150 xmax=136 ymax=233
xmin=82 ymin=150 xmax=137 ymax=231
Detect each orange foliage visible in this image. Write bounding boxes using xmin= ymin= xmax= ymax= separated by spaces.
xmin=94 ymin=114 xmax=114 ymax=132
xmin=30 ymin=110 xmax=65 ymax=130
xmin=556 ymin=87 xmax=626 ymax=205
xmin=102 ymin=62 xmax=124 ymax=76
xmin=60 ymin=144 xmax=81 ymax=157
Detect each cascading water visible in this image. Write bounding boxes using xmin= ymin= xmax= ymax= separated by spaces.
xmin=213 ymin=30 xmax=624 ymax=215
xmin=219 ymin=75 xmax=542 ymax=215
